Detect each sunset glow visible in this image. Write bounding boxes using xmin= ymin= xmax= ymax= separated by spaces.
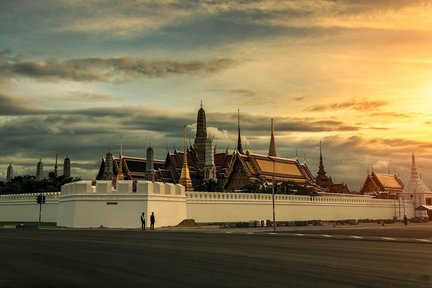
xmin=1 ymin=0 xmax=432 ymax=190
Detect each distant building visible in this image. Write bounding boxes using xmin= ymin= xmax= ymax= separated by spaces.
xmin=36 ymin=159 xmax=44 ymax=181
xmin=360 ymin=171 xmax=404 ymax=199
xmin=6 ymin=163 xmax=13 ymax=182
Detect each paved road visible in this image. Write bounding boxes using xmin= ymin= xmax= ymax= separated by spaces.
xmin=0 ymin=229 xmax=431 ymax=288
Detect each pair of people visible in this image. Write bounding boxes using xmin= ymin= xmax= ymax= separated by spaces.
xmin=140 ymin=212 xmax=155 ymax=230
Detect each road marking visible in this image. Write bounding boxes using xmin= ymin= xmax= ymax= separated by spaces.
xmin=321 ymin=234 xmax=333 ymax=238
xmin=381 ymin=237 xmax=396 ymax=241
xmin=247 ymin=232 xmax=254 ymax=235
xmin=417 ymin=239 xmax=432 ymax=243
xmin=269 ymin=233 xmax=277 ymax=235
xmin=351 ymin=236 xmax=363 ymax=239
xmin=225 ymin=232 xmax=232 ymax=234
xmin=295 ymin=234 xmax=304 ymax=237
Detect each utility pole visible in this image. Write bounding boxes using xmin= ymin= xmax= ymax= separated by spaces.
xmin=38 ymin=192 xmax=42 ymax=225
xmin=271 ymin=157 xmax=276 ymax=232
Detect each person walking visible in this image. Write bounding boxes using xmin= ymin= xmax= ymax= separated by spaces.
xmin=403 ymin=214 xmax=408 ymax=226
xmin=140 ymin=212 xmax=146 ymax=230
xmin=150 ymin=212 xmax=155 ymax=230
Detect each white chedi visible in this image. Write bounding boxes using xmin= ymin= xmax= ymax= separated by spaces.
xmin=403 ymin=153 xmax=430 ymax=206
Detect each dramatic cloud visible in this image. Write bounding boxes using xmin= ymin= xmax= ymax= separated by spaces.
xmin=0 ymin=54 xmax=238 ymax=82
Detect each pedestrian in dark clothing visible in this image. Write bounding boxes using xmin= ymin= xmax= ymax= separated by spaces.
xmin=150 ymin=212 xmax=155 ymax=230
xmin=140 ymin=212 xmax=146 ymax=230
xmin=404 ymin=214 xmax=408 ymax=226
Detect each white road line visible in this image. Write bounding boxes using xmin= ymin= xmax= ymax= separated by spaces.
xmin=247 ymin=232 xmax=254 ymax=235
xmin=269 ymin=233 xmax=277 ymax=235
xmin=321 ymin=234 xmax=333 ymax=238
xmin=417 ymin=239 xmax=432 ymax=243
xmin=295 ymin=234 xmax=305 ymax=237
xmin=351 ymin=236 xmax=363 ymax=239
xmin=381 ymin=237 xmax=396 ymax=241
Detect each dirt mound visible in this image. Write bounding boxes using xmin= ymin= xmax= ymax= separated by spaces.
xmin=176 ymin=219 xmax=198 ymax=227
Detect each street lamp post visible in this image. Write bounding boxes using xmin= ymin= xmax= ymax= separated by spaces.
xmin=272 ymin=157 xmax=276 ymax=232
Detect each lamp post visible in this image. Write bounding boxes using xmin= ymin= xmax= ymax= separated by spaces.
xmin=271 ymin=157 xmax=276 ymax=232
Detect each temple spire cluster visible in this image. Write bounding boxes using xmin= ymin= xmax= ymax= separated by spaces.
xmin=95 ymin=102 xmax=348 ymax=194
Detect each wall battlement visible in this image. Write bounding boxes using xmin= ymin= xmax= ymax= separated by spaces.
xmin=60 ymin=180 xmax=185 ymax=196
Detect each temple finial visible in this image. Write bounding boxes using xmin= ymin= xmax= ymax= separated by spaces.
xmin=268 ymin=118 xmax=277 ymax=157
xmin=237 ymin=108 xmax=244 ymax=154
xmin=179 ymin=125 xmax=193 ymax=191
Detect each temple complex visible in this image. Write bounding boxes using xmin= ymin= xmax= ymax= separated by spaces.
xmin=96 ymin=103 xmax=350 ymax=193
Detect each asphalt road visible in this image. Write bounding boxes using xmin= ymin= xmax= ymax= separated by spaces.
xmin=0 ymin=229 xmax=431 ymax=288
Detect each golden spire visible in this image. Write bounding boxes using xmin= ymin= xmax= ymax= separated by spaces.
xmin=179 ymin=126 xmax=193 ymax=191
xmin=268 ymin=118 xmax=277 ymax=157
xmin=117 ymin=136 xmax=124 ymax=181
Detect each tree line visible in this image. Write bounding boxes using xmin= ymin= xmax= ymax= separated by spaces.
xmin=0 ymin=174 xmax=80 ymax=195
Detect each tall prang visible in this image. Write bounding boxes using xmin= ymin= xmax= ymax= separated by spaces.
xmin=194 ymin=102 xmax=207 ymax=170
xmin=179 ymin=126 xmax=193 ymax=191
xmin=63 ymin=156 xmax=71 ymax=178
xmin=145 ymin=143 xmax=156 ymax=181
xmin=6 ymin=163 xmax=13 ymax=182
xmin=103 ymin=151 xmax=113 ymax=180
xmin=36 ymin=159 xmax=44 ymax=181
xmin=268 ymin=118 xmax=277 ymax=157
xmin=204 ymin=137 xmax=217 ymax=181
xmin=237 ymin=109 xmax=244 ymax=154
xmin=315 ymin=141 xmax=332 ymax=190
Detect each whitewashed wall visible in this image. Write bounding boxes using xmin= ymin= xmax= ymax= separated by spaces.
xmin=186 ymin=192 xmax=414 ymax=222
xmin=0 ymin=192 xmax=60 ymax=223
xmin=0 ymin=182 xmax=414 ymax=228
xmin=57 ymin=180 xmax=187 ymax=228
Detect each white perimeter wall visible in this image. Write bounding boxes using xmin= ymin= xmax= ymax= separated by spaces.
xmin=0 ymin=182 xmax=415 ymax=228
xmin=186 ymin=192 xmax=414 ymax=223
xmin=0 ymin=193 xmax=59 ymax=223
xmin=57 ymin=180 xmax=187 ymax=228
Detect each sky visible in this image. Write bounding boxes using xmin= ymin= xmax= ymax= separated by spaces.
xmin=1 ymin=0 xmax=432 ymax=191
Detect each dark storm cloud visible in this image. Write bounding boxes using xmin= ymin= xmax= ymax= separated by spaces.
xmin=306 ymin=99 xmax=388 ymax=112
xmin=0 ymin=55 xmax=237 ymax=82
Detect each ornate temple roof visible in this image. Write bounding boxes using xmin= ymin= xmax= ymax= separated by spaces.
xmin=225 ymin=151 xmax=321 ymax=189
xmin=360 ymin=171 xmax=404 ymax=198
